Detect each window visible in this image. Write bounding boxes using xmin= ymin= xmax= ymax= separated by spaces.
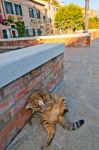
xmin=53 ymin=7 xmax=56 ymax=11
xmin=32 ymin=29 xmax=35 ymax=36
xmin=49 ymin=18 xmax=52 ymax=23
xmin=14 ymin=4 xmax=22 ymax=16
xmin=2 ymin=30 xmax=8 ymax=39
xmin=43 ymin=16 xmax=45 ymax=20
xmin=36 ymin=9 xmax=40 ymax=19
xmin=37 ymin=29 xmax=42 ymax=36
xmin=29 ymin=8 xmax=34 ymax=18
xmin=4 ymin=1 xmax=14 ymax=14
xmin=56 ymin=8 xmax=58 ymax=11
xmin=25 ymin=29 xmax=30 ymax=37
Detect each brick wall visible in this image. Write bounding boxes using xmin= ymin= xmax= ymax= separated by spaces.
xmin=39 ymin=35 xmax=90 ymax=47
xmin=0 ymin=33 xmax=90 ymax=49
xmin=89 ymin=29 xmax=99 ymax=40
xmin=0 ymin=53 xmax=64 ymax=150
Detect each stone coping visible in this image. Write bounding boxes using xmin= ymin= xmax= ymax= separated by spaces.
xmin=40 ymin=33 xmax=90 ymax=39
xmin=0 ymin=43 xmax=64 ymax=88
xmin=0 ymin=33 xmax=90 ymax=41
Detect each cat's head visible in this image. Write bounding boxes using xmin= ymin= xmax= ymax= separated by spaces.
xmin=25 ymin=93 xmax=45 ymax=110
xmin=25 ymin=99 xmax=45 ymax=110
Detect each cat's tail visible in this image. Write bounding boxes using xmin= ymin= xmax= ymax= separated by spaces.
xmin=63 ymin=119 xmax=84 ymax=130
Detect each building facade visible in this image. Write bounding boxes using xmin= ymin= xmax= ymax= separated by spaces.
xmin=0 ymin=0 xmax=58 ymax=39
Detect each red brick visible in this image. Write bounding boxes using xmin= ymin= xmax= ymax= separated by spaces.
xmin=18 ymin=108 xmax=32 ymax=121
xmin=31 ymin=67 xmax=41 ymax=78
xmin=51 ymin=62 xmax=58 ymax=71
xmin=28 ymin=75 xmax=43 ymax=91
xmin=0 ymin=117 xmax=17 ymax=142
xmin=3 ymin=78 xmax=27 ymax=97
xmin=41 ymin=61 xmax=51 ymax=72
xmin=47 ymin=81 xmax=56 ymax=91
xmin=10 ymin=97 xmax=27 ymax=117
xmin=0 ymin=115 xmax=25 ymax=145
xmin=33 ymin=83 xmax=41 ymax=91
xmin=0 ymin=96 xmax=14 ymax=115
xmin=0 ymin=111 xmax=11 ymax=131
xmin=42 ymin=74 xmax=52 ymax=87
xmin=6 ymin=129 xmax=17 ymax=148
xmin=0 ymin=140 xmax=6 ymax=150
xmin=14 ymin=87 xmax=27 ymax=101
xmin=44 ymin=68 xmax=51 ymax=78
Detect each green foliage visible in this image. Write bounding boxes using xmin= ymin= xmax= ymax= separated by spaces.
xmin=88 ymin=17 xmax=99 ymax=29
xmin=2 ymin=20 xmax=10 ymax=26
xmin=7 ymin=16 xmax=15 ymax=23
xmin=54 ymin=3 xmax=84 ymax=32
xmin=2 ymin=16 xmax=15 ymax=25
xmin=15 ymin=21 xmax=25 ymax=37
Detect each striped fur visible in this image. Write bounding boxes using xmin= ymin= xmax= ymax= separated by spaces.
xmin=40 ymin=95 xmax=84 ymax=149
xmin=25 ymin=91 xmax=84 ymax=149
xmin=25 ymin=91 xmax=52 ymax=114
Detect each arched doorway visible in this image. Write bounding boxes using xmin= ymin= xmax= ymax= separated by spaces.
xmin=11 ymin=29 xmax=18 ymax=38
xmin=12 ymin=30 xmax=16 ymax=38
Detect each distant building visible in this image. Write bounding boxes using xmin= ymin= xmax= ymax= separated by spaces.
xmin=0 ymin=0 xmax=58 ymax=39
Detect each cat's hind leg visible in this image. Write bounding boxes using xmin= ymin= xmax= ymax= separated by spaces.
xmin=41 ymin=124 xmax=55 ymax=149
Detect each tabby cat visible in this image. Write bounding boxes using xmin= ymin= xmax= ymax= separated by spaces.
xmin=25 ymin=91 xmax=51 ymax=114
xmin=25 ymin=91 xmax=52 ymax=125
xmin=25 ymin=91 xmax=84 ymax=150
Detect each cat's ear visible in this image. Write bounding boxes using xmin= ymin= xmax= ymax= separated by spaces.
xmin=62 ymin=96 xmax=66 ymax=101
xmin=25 ymin=103 xmax=32 ymax=109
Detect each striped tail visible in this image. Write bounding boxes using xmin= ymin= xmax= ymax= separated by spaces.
xmin=63 ymin=120 xmax=84 ymax=130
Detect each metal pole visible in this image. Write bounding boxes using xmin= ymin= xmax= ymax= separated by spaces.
xmin=84 ymin=0 xmax=89 ymax=33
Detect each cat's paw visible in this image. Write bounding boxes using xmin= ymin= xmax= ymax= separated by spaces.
xmin=40 ymin=145 xmax=44 ymax=149
xmin=40 ymin=145 xmax=48 ymax=150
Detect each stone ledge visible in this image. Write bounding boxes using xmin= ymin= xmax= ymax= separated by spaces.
xmin=0 ymin=33 xmax=90 ymax=48
xmin=0 ymin=33 xmax=90 ymax=41
xmin=0 ymin=43 xmax=64 ymax=88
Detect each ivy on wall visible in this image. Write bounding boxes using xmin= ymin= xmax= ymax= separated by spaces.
xmin=15 ymin=21 xmax=25 ymax=37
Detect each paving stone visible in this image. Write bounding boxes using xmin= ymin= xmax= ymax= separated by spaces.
xmin=7 ymin=38 xmax=99 ymax=150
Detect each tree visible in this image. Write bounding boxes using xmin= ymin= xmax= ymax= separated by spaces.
xmin=88 ymin=17 xmax=99 ymax=29
xmin=54 ymin=3 xmax=83 ymax=33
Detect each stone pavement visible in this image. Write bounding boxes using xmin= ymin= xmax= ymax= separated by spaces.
xmin=7 ymin=39 xmax=99 ymax=150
